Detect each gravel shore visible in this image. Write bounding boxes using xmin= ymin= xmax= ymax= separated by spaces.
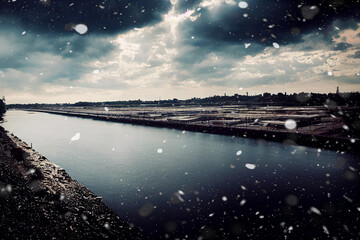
xmin=0 ymin=126 xmax=143 ymax=240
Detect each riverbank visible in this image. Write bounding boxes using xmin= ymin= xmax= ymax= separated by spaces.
xmin=0 ymin=126 xmax=143 ymax=239
xmin=27 ymin=109 xmax=359 ymax=154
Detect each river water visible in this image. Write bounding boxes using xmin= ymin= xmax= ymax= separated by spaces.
xmin=2 ymin=110 xmax=359 ymax=239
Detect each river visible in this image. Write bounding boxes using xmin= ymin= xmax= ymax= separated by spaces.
xmin=2 ymin=110 xmax=359 ymax=239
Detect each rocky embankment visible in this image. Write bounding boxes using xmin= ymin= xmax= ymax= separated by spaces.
xmin=0 ymin=126 xmax=143 ymax=239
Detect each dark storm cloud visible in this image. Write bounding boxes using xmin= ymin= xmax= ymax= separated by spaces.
xmin=0 ymin=0 xmax=172 ymax=35
xmin=179 ymin=0 xmax=360 ymax=48
xmin=0 ymin=21 xmax=115 ymax=70
xmin=322 ymin=19 xmax=360 ymax=42
xmin=332 ymin=42 xmax=353 ymax=51
xmin=350 ymin=50 xmax=360 ymax=58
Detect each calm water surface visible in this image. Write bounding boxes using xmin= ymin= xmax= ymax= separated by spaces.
xmin=2 ymin=110 xmax=359 ymax=239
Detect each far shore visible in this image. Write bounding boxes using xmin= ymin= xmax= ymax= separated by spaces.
xmin=20 ymin=108 xmax=360 ymax=154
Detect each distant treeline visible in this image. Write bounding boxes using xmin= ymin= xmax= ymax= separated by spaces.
xmin=0 ymin=98 xmax=6 ymax=119
xmin=7 ymin=92 xmax=360 ymax=109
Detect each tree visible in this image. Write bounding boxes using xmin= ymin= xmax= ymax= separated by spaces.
xmin=0 ymin=97 xmax=6 ymax=119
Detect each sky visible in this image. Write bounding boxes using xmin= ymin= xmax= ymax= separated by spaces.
xmin=0 ymin=0 xmax=360 ymax=104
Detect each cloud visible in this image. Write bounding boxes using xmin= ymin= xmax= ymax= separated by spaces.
xmin=175 ymin=0 xmax=202 ymax=12
xmin=0 ymin=0 xmax=172 ymax=35
xmin=332 ymin=42 xmax=353 ymax=51
xmin=1 ymin=0 xmax=360 ymax=103
xmin=350 ymin=50 xmax=360 ymax=58
xmin=177 ymin=0 xmax=360 ymax=48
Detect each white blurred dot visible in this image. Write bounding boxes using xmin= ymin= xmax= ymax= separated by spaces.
xmin=238 ymin=1 xmax=248 ymax=8
xmin=245 ymin=163 xmax=256 ymax=170
xmin=93 ymin=69 xmax=100 ymax=74
xmin=74 ymin=24 xmax=88 ymax=34
xmin=25 ymin=168 xmax=36 ymax=175
xmin=236 ymin=150 xmax=242 ymax=156
xmin=104 ymin=222 xmax=110 ymax=229
xmin=310 ymin=206 xmax=322 ymax=215
xmin=59 ymin=193 xmax=65 ymax=201
xmin=343 ymin=125 xmax=349 ymax=130
xmin=327 ymin=71 xmax=333 ymax=76
xmin=272 ymin=42 xmax=280 ymax=48
xmin=285 ymin=119 xmax=297 ymax=130
xmin=71 ymin=133 xmax=81 ymax=141
xmin=323 ymin=225 xmax=329 ymax=235
xmin=157 ymin=148 xmax=163 ymax=153
xmin=21 ymin=31 xmax=26 ymax=35
xmin=222 ymin=196 xmax=228 ymax=201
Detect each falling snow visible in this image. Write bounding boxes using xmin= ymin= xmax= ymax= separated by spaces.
xmin=272 ymin=42 xmax=280 ymax=48
xmin=73 ymin=24 xmax=88 ymax=34
xmin=70 ymin=133 xmax=81 ymax=141
xmin=310 ymin=206 xmax=322 ymax=215
xmin=6 ymin=184 xmax=12 ymax=192
xmin=245 ymin=163 xmax=256 ymax=170
xmin=104 ymin=222 xmax=110 ymax=229
xmin=238 ymin=1 xmax=249 ymax=9
xmin=284 ymin=119 xmax=297 ymax=130
xmin=322 ymin=225 xmax=329 ymax=235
